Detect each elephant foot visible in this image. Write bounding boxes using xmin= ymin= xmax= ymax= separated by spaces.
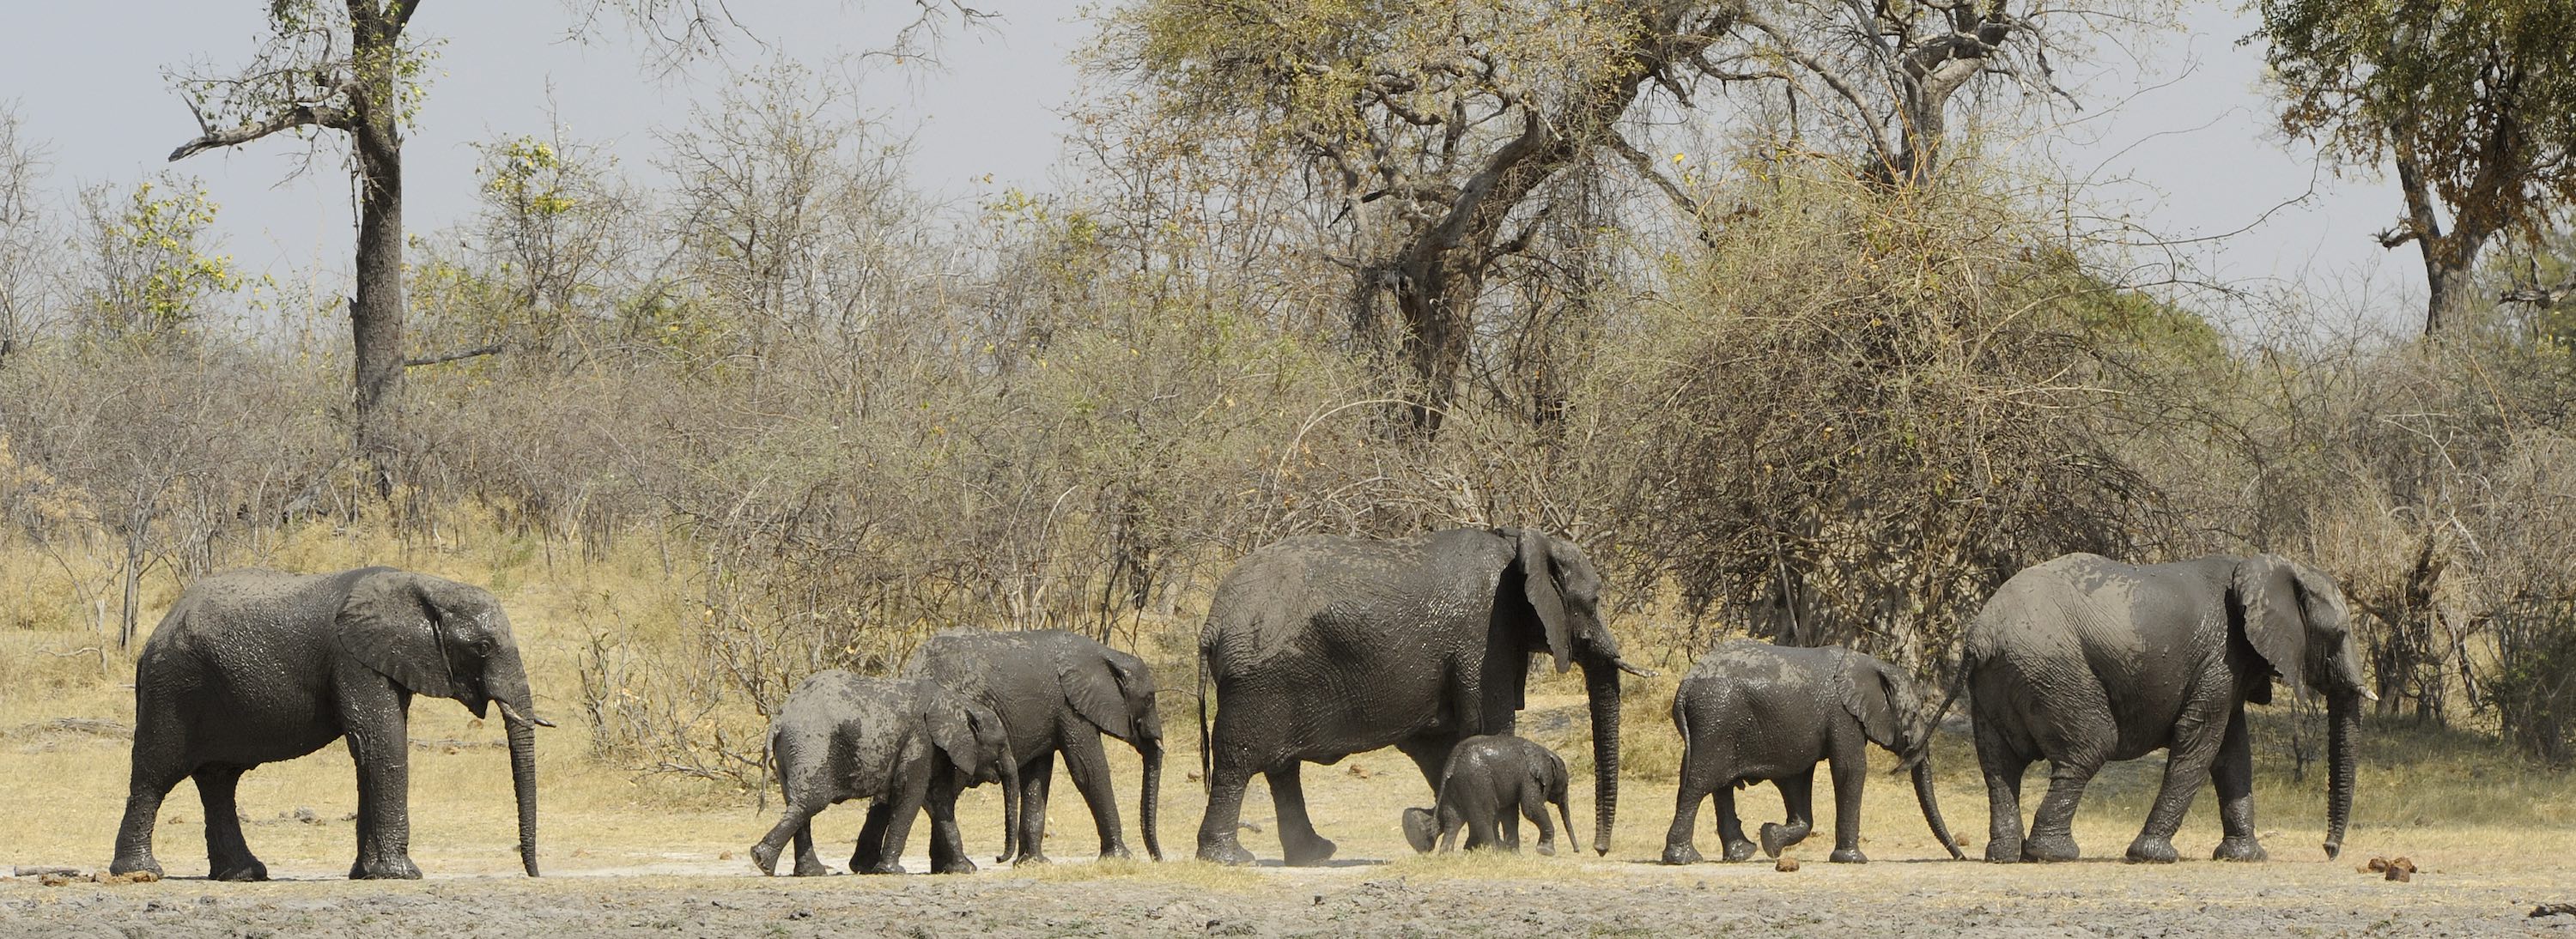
xmin=1758 ymin=822 xmax=1807 ymax=858
xmin=1099 ymin=843 xmax=1132 ymax=862
xmin=1401 ymin=808 xmax=1437 ymax=855
xmin=2123 ymin=836 xmax=2179 ymax=864
xmin=2212 ymin=836 xmax=2267 ymax=863
xmin=1012 ymin=851 xmax=1052 ymax=867
xmin=1280 ymin=835 xmax=1338 ymax=868
xmin=1829 ymin=848 xmax=1868 ymax=864
xmin=349 ymin=855 xmax=421 ymax=880
xmin=210 ymin=857 xmax=269 ymax=882
xmin=1722 ymin=838 xmax=1759 ymax=863
xmin=2021 ymin=833 xmax=2081 ymax=863
xmin=1534 ymin=841 xmax=1555 ymax=858
xmin=1197 ymin=840 xmax=1256 ymax=866
xmin=1984 ymin=838 xmax=2022 ymax=863
xmin=932 ymin=857 xmax=977 ymax=875
xmin=792 ymin=858 xmax=833 ymax=877
xmin=750 ymin=842 xmax=783 ymax=876
xmin=1660 ymin=843 xmax=1703 ymax=865
xmin=108 ymin=856 xmax=163 ymax=880
xmin=857 ymin=860 xmax=908 ymax=875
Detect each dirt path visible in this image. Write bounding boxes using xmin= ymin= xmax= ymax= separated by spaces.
xmin=6 ymin=853 xmax=2571 ymax=937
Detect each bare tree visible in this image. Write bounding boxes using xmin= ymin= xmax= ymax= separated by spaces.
xmin=0 ymin=102 xmax=53 ymax=367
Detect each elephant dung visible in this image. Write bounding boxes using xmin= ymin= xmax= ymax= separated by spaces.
xmin=2384 ymin=857 xmax=2416 ymax=882
xmin=1774 ymin=857 xmax=1801 ymax=872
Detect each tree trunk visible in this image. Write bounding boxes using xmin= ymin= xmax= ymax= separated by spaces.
xmin=349 ymin=6 xmax=406 ymax=492
xmin=2421 ymin=250 xmax=2477 ymax=338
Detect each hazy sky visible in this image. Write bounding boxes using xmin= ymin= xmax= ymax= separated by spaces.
xmin=0 ymin=3 xmax=2418 ymax=330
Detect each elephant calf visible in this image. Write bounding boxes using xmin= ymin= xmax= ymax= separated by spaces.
xmin=906 ymin=628 xmax=1163 ymax=864
xmin=751 ymin=672 xmax=1020 ymax=876
xmin=1400 ymin=734 xmax=1578 ymax=857
xmin=1661 ymin=641 xmax=1962 ymax=865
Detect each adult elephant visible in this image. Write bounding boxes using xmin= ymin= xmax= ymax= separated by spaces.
xmin=907 ymin=629 xmax=1163 ymax=864
xmin=1660 ymin=641 xmax=1962 ymax=865
xmin=111 ymin=567 xmax=548 ymax=881
xmin=1945 ymin=552 xmax=2372 ymax=864
xmin=1194 ymin=526 xmax=1649 ymax=866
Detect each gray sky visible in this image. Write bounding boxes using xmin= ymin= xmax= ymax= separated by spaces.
xmin=0 ymin=3 xmax=2417 ymax=331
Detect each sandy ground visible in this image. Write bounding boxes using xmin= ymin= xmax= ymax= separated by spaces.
xmin=4 ymin=851 xmax=2573 ymax=938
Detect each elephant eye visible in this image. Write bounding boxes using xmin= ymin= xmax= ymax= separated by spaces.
xmin=471 ymin=637 xmax=495 ymax=656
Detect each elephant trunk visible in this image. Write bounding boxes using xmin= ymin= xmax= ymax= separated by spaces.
xmin=1910 ymin=753 xmax=1964 ymax=859
xmin=1555 ymin=783 xmax=1580 ymax=856
xmin=2324 ymin=689 xmax=2360 ymax=859
xmin=998 ymin=742 xmax=1023 ymax=866
xmin=485 ymin=652 xmax=544 ymax=877
xmin=1583 ymin=657 xmax=1622 ymax=856
xmin=1138 ymin=736 xmax=1164 ymax=862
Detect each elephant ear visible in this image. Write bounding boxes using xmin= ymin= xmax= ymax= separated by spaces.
xmin=2230 ymin=554 xmax=2308 ymax=702
xmin=1060 ymin=648 xmax=1139 ymax=741
xmin=928 ymin=697 xmax=988 ymax=775
xmin=1836 ymin=654 xmax=1905 ymax=750
xmin=1514 ymin=527 xmax=1574 ymax=674
xmin=336 ymin=568 xmax=457 ymax=698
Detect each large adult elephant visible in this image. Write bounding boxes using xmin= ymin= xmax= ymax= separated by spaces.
xmin=111 ymin=567 xmax=548 ymax=881
xmin=907 ymin=628 xmax=1163 ymax=863
xmin=1194 ymin=526 xmax=1649 ymax=866
xmin=1946 ymin=552 xmax=2372 ymax=864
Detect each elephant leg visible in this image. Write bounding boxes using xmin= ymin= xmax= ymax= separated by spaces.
xmin=2129 ymin=705 xmax=2227 ymax=864
xmin=753 ymin=801 xmax=824 ymax=876
xmin=1661 ymin=771 xmax=1711 ymax=864
xmin=1759 ymin=770 xmax=1816 ymax=858
xmin=793 ymin=819 xmax=829 ymax=876
xmin=111 ymin=743 xmax=191 ymax=878
xmin=1975 ymin=718 xmax=2033 ymax=863
xmin=1395 ymin=734 xmax=1458 ymax=795
xmin=1497 ymin=797 xmax=1522 ymax=852
xmin=1435 ymin=801 xmax=1465 ymax=853
xmin=2208 ymin=703 xmax=2267 ymax=863
xmin=1267 ymin=765 xmax=1337 ymax=866
xmin=854 ymin=800 xmax=902 ymax=875
xmin=1194 ymin=747 xmax=1258 ymax=865
xmin=1014 ymin=750 xmax=1056 ymax=864
xmin=342 ymin=694 xmax=421 ymax=880
xmin=1714 ymin=786 xmax=1758 ymax=862
xmin=1057 ymin=730 xmax=1129 ymax=860
xmin=2025 ymin=755 xmax=2104 ymax=863
xmin=1520 ymin=787 xmax=1556 ymax=857
xmin=1826 ymin=751 xmax=1868 ymax=863
xmin=925 ymin=784 xmax=976 ymax=875
xmin=192 ymin=764 xmax=268 ymax=881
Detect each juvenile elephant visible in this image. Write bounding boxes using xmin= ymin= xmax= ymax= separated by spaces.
xmin=907 ymin=629 xmax=1163 ymax=863
xmin=750 ymin=672 xmax=1021 ymax=876
xmin=1195 ymin=526 xmax=1650 ymax=866
xmin=1400 ymin=735 xmax=1577 ymax=857
xmin=1660 ymin=641 xmax=1962 ymax=865
xmin=1944 ymin=553 xmax=2372 ymax=864
xmin=111 ymin=567 xmax=548 ymax=881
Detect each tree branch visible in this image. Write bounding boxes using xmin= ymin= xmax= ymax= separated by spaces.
xmin=167 ymin=92 xmax=355 ymax=162
xmin=404 ymin=344 xmax=504 ymax=367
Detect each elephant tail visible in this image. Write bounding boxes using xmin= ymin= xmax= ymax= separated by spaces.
xmin=1902 ymin=650 xmax=1972 ymax=772
xmin=1196 ymin=639 xmax=1212 ymax=791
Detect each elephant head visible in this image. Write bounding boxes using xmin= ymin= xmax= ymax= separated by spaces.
xmin=929 ymin=694 xmax=1022 ymax=859
xmin=1836 ymin=654 xmax=1965 ymax=860
xmin=2230 ymin=554 xmax=2373 ymax=859
xmin=1063 ymin=647 xmax=1164 ymax=861
xmin=335 ymin=568 xmax=546 ymax=876
xmin=1508 ymin=527 xmax=1652 ymax=856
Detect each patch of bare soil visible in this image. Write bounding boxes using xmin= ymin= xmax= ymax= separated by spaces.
xmin=3 ymin=852 xmax=2568 ymax=938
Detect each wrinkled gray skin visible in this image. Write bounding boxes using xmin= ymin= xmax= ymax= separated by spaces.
xmin=1659 ymin=641 xmax=1962 ymax=865
xmin=1943 ymin=553 xmax=2372 ymax=864
xmin=1195 ymin=526 xmax=1649 ymax=866
xmin=907 ymin=629 xmax=1163 ymax=864
xmin=1400 ymin=734 xmax=1577 ymax=857
xmin=750 ymin=672 xmax=1020 ymax=876
xmin=112 ymin=567 xmax=547 ymax=881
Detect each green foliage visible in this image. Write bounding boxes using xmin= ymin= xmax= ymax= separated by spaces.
xmin=76 ymin=177 xmax=239 ymax=342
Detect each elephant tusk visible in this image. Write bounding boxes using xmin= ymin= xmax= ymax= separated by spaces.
xmin=495 ymin=700 xmax=556 ymax=729
xmin=2360 ymin=688 xmax=2379 ymax=703
xmin=1613 ymin=657 xmax=1657 ymax=679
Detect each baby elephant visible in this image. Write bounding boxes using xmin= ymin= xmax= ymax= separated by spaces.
xmin=1400 ymin=735 xmax=1578 ymax=856
xmin=751 ymin=672 xmax=1020 ymax=876
xmin=1662 ymin=641 xmax=1963 ymax=865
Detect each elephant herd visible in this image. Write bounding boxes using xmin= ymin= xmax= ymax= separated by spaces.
xmin=99 ymin=529 xmax=2370 ymax=882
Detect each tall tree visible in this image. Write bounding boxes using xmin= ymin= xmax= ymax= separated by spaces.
xmin=168 ymin=0 xmax=426 ymax=482
xmin=1108 ymin=0 xmax=1742 ymax=434
xmin=2259 ymin=0 xmax=2576 ymax=336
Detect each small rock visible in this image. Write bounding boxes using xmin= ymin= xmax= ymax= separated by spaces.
xmin=1775 ymin=857 xmax=1801 ymax=872
xmin=787 ymin=910 xmax=812 ymax=921
xmin=293 ymin=807 xmax=318 ymax=824
xmin=718 ymin=851 xmax=735 ymax=861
